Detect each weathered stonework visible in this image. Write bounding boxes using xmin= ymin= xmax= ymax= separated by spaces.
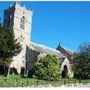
xmin=25 ymin=46 xmax=40 ymax=75
xmin=61 ymin=58 xmax=74 ymax=78
xmin=3 ymin=3 xmax=32 ymax=75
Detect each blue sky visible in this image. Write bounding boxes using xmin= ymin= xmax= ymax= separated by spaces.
xmin=0 ymin=1 xmax=90 ymax=52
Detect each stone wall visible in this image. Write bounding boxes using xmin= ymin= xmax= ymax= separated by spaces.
xmin=25 ymin=46 xmax=40 ymax=75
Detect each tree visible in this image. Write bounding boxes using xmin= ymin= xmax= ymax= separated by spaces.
xmin=0 ymin=26 xmax=22 ymax=76
xmin=71 ymin=42 xmax=90 ymax=79
xmin=34 ymin=54 xmax=61 ymax=81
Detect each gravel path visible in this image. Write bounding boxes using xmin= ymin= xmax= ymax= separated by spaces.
xmin=30 ymin=83 xmax=90 ymax=88
xmin=61 ymin=83 xmax=90 ymax=87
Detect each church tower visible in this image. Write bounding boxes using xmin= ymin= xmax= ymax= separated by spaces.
xmin=3 ymin=2 xmax=33 ymax=44
xmin=3 ymin=3 xmax=33 ymax=74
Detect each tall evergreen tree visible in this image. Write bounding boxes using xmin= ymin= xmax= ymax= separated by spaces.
xmin=0 ymin=25 xmax=22 ymax=76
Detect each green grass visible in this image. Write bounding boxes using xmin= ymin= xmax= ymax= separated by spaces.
xmin=0 ymin=75 xmax=90 ymax=87
xmin=0 ymin=75 xmax=50 ymax=87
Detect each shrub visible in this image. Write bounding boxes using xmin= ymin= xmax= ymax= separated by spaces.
xmin=34 ymin=55 xmax=61 ymax=81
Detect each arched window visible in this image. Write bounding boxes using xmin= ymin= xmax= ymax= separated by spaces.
xmin=20 ymin=16 xmax=25 ymax=29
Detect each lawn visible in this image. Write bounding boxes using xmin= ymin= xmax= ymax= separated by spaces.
xmin=0 ymin=75 xmax=90 ymax=87
xmin=0 ymin=75 xmax=51 ymax=87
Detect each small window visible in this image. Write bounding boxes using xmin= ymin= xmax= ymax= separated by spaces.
xmin=20 ymin=16 xmax=25 ymax=29
xmin=19 ymin=35 xmax=23 ymax=42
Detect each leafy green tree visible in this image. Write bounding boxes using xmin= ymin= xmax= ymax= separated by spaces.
xmin=0 ymin=25 xmax=22 ymax=76
xmin=71 ymin=43 xmax=90 ymax=79
xmin=34 ymin=54 xmax=61 ymax=81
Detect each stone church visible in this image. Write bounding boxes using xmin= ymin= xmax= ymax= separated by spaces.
xmin=3 ymin=3 xmax=74 ymax=78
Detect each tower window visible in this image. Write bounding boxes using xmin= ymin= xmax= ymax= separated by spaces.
xmin=20 ymin=35 xmax=24 ymax=42
xmin=20 ymin=16 xmax=25 ymax=29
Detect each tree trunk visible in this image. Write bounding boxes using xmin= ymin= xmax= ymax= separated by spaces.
xmin=7 ymin=67 xmax=10 ymax=78
xmin=4 ymin=66 xmax=9 ymax=77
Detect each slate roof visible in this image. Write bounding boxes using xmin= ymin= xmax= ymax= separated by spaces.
xmin=27 ymin=42 xmax=65 ymax=58
xmin=56 ymin=44 xmax=74 ymax=55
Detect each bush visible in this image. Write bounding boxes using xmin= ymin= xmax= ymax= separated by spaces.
xmin=71 ymin=42 xmax=90 ymax=79
xmin=34 ymin=54 xmax=61 ymax=81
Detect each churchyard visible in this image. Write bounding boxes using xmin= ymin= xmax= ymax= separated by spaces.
xmin=0 ymin=75 xmax=90 ymax=87
xmin=0 ymin=2 xmax=90 ymax=87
